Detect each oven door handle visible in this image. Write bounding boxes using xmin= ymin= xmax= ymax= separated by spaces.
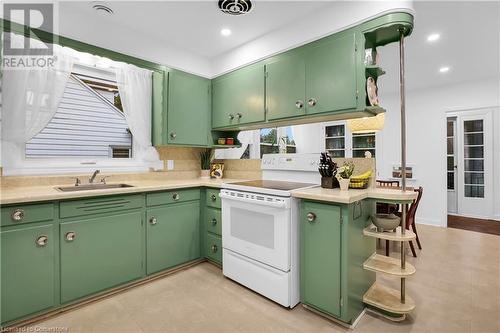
xmin=219 ymin=192 xmax=287 ymax=209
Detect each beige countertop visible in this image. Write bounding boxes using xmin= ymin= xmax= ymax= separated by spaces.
xmin=290 ymin=186 xmax=418 ymax=204
xmin=0 ymin=178 xmax=243 ymax=205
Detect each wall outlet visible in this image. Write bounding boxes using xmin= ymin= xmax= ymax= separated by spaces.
xmin=166 ymin=160 xmax=174 ymax=170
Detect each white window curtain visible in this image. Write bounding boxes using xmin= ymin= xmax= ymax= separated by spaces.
xmin=2 ymin=33 xmax=75 ymax=144
xmin=115 ymin=63 xmax=159 ymax=162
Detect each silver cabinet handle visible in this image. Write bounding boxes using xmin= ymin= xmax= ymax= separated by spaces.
xmin=308 ymin=98 xmax=317 ymax=107
xmin=211 ymin=194 xmax=217 ymax=201
xmin=169 ymin=132 xmax=176 ymax=140
xmin=228 ymin=114 xmax=234 ymax=120
xmin=65 ymin=231 xmax=76 ymax=242
xmin=306 ymin=212 xmax=316 ymax=222
xmin=211 ymin=218 xmax=217 ymax=226
xmin=172 ymin=193 xmax=180 ymax=201
xmin=149 ymin=217 xmax=157 ymax=225
xmin=11 ymin=209 xmax=25 ymax=222
xmin=295 ymin=100 xmax=304 ymax=109
xmin=36 ymin=235 xmax=48 ymax=247
xmin=211 ymin=244 xmax=218 ymax=253
xmin=236 ymin=113 xmax=242 ymax=119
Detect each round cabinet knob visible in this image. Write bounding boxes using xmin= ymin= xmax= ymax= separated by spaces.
xmin=65 ymin=231 xmax=76 ymax=242
xmin=236 ymin=113 xmax=242 ymax=119
xmin=211 ymin=244 xmax=218 ymax=253
xmin=308 ymin=98 xmax=317 ymax=107
xmin=211 ymin=218 xmax=217 ymax=226
xmin=211 ymin=194 xmax=217 ymax=201
xmin=306 ymin=212 xmax=317 ymax=222
xmin=149 ymin=217 xmax=157 ymax=225
xmin=172 ymin=193 xmax=180 ymax=201
xmin=11 ymin=209 xmax=25 ymax=222
xmin=169 ymin=132 xmax=177 ymax=140
xmin=295 ymin=100 xmax=304 ymax=109
xmin=228 ymin=114 xmax=234 ymax=120
xmin=36 ymin=235 xmax=48 ymax=247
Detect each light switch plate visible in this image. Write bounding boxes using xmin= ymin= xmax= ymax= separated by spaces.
xmin=167 ymin=160 xmax=174 ymax=170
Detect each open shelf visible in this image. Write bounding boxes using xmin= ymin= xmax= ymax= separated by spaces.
xmin=363 ymin=283 xmax=415 ymax=314
xmin=212 ymin=144 xmax=241 ymax=149
xmin=364 ymin=106 xmax=386 ymax=115
xmin=363 ymin=253 xmax=416 ymax=277
xmin=365 ymin=65 xmax=386 ymax=78
xmin=363 ymin=226 xmax=416 ymax=241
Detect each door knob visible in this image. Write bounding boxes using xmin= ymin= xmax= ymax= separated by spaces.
xmin=306 ymin=212 xmax=317 ymax=222
xmin=170 ymin=132 xmax=176 ymax=140
xmin=308 ymin=98 xmax=317 ymax=107
xmin=236 ymin=113 xmax=242 ymax=119
xmin=11 ymin=209 xmax=25 ymax=222
xmin=172 ymin=193 xmax=180 ymax=201
xmin=295 ymin=100 xmax=304 ymax=109
xmin=228 ymin=114 xmax=234 ymax=120
xmin=211 ymin=244 xmax=218 ymax=253
xmin=149 ymin=217 xmax=157 ymax=225
xmin=211 ymin=218 xmax=217 ymax=226
xmin=36 ymin=235 xmax=48 ymax=247
xmin=65 ymin=231 xmax=76 ymax=242
xmin=211 ymin=194 xmax=217 ymax=201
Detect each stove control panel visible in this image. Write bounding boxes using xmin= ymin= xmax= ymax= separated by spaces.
xmin=261 ymin=154 xmax=320 ymax=171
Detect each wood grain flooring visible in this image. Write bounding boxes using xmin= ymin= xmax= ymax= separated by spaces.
xmin=448 ymin=215 xmax=500 ymax=236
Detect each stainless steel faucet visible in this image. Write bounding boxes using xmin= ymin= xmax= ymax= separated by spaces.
xmin=89 ymin=170 xmax=100 ymax=184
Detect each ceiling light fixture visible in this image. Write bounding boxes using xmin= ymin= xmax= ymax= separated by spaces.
xmin=92 ymin=2 xmax=113 ymax=15
xmin=218 ymin=0 xmax=253 ymax=16
xmin=439 ymin=66 xmax=450 ymax=73
xmin=220 ymin=28 xmax=232 ymax=36
xmin=427 ymin=33 xmax=440 ymax=42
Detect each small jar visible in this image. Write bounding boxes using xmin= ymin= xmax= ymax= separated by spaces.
xmin=218 ymin=138 xmax=226 ymax=145
xmin=226 ymin=137 xmax=234 ymax=145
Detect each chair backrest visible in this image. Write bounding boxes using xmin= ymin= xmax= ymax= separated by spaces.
xmin=407 ymin=186 xmax=423 ymax=228
xmin=377 ymin=180 xmax=400 ymax=187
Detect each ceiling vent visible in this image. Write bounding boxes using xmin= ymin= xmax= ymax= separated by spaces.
xmin=92 ymin=2 xmax=114 ymax=15
xmin=218 ymin=0 xmax=252 ymax=15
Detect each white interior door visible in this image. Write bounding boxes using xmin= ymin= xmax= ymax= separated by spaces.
xmin=456 ymin=111 xmax=493 ymax=219
xmin=447 ymin=118 xmax=458 ymax=213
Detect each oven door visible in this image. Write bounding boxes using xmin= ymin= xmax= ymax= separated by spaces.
xmin=220 ymin=189 xmax=291 ymax=272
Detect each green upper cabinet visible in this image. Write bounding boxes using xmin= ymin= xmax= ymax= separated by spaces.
xmin=167 ymin=70 xmax=211 ymax=146
xmin=305 ymin=33 xmax=357 ymax=115
xmin=60 ymin=211 xmax=143 ymax=303
xmin=152 ymin=70 xmax=166 ymax=146
xmin=212 ymin=64 xmax=265 ymax=129
xmin=1 ymin=224 xmax=56 ymax=324
xmin=265 ymin=54 xmax=306 ymax=121
xmin=300 ymin=201 xmax=342 ymax=318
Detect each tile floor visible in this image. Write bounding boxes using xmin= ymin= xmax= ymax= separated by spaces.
xmin=29 ymin=224 xmax=500 ymax=333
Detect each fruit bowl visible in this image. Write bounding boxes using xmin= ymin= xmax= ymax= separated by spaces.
xmin=370 ymin=213 xmax=401 ymax=232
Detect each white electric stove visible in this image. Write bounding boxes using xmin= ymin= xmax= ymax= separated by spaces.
xmin=220 ymin=154 xmax=321 ymax=308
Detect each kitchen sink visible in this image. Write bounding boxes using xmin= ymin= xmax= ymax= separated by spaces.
xmin=56 ymin=183 xmax=134 ymax=192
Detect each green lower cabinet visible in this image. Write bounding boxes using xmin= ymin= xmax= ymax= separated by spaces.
xmin=205 ymin=207 xmax=222 ymax=236
xmin=206 ymin=233 xmax=222 ymax=264
xmin=1 ymin=224 xmax=56 ymax=324
xmin=60 ymin=211 xmax=143 ymax=303
xmin=300 ymin=201 xmax=342 ymax=318
xmin=146 ymin=201 xmax=201 ymax=274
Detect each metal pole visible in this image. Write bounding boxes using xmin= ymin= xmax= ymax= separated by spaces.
xmin=398 ymin=28 xmax=407 ymax=304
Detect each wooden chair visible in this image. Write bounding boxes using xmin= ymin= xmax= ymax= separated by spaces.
xmin=405 ymin=186 xmax=423 ymax=257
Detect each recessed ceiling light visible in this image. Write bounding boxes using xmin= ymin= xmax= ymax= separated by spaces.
xmin=427 ymin=33 xmax=440 ymax=42
xmin=439 ymin=66 xmax=450 ymax=73
xmin=221 ymin=28 xmax=232 ymax=37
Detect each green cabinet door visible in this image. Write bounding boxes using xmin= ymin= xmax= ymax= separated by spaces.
xmin=266 ymin=55 xmax=306 ymax=120
xmin=168 ymin=70 xmax=211 ymax=146
xmin=60 ymin=211 xmax=143 ymax=303
xmin=152 ymin=70 xmax=166 ymax=146
xmin=1 ymin=224 xmax=55 ymax=324
xmin=300 ymin=201 xmax=342 ymax=317
xmin=212 ymin=64 xmax=265 ymax=128
xmin=305 ymin=33 xmax=357 ymax=115
xmin=146 ymin=201 xmax=200 ymax=274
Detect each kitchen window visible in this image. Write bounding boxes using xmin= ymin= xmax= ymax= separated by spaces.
xmin=259 ymin=127 xmax=296 ymax=158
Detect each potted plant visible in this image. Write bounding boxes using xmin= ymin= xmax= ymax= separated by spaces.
xmin=200 ymin=148 xmax=212 ymax=179
xmin=336 ymin=161 xmax=355 ymax=191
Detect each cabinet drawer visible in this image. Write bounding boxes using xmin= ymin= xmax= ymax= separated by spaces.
xmin=60 ymin=195 xmax=142 ymax=219
xmin=205 ymin=207 xmax=221 ymax=236
xmin=1 ymin=203 xmax=54 ymax=226
xmin=205 ymin=188 xmax=221 ymax=209
xmin=206 ymin=233 xmax=222 ymax=264
xmin=146 ymin=188 xmax=200 ymax=207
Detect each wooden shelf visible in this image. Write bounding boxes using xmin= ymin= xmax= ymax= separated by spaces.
xmin=211 ymin=144 xmax=241 ymax=149
xmin=363 ymin=283 xmax=415 ymax=314
xmin=363 ymin=253 xmax=416 ymax=277
xmin=365 ymin=65 xmax=386 ymax=78
xmin=365 ymin=106 xmax=386 ymax=115
xmin=363 ymin=226 xmax=416 ymax=241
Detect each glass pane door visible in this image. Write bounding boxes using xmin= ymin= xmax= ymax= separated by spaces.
xmin=463 ymin=120 xmax=484 ymax=198
xmin=325 ymin=124 xmax=345 ymax=157
xmin=352 ymin=132 xmax=376 ymax=158
xmin=447 ymin=119 xmax=456 ymax=190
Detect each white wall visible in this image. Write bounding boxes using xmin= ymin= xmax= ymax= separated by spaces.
xmin=378 ymin=78 xmax=500 ymax=226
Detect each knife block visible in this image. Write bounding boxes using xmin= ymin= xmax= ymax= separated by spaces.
xmin=321 ymin=177 xmax=339 ymax=189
